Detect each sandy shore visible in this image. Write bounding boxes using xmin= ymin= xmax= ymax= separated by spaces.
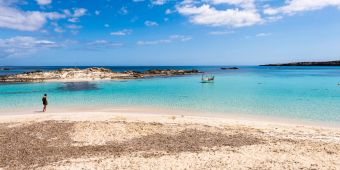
xmin=0 ymin=111 xmax=339 ymax=170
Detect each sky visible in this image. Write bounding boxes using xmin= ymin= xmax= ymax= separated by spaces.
xmin=0 ymin=0 xmax=340 ymax=66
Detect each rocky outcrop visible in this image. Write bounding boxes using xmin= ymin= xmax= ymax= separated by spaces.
xmin=144 ymin=69 xmax=199 ymax=75
xmin=0 ymin=67 xmax=201 ymax=83
xmin=0 ymin=68 xmax=10 ymax=71
xmin=221 ymin=67 xmax=239 ymax=70
xmin=260 ymin=60 xmax=340 ymax=66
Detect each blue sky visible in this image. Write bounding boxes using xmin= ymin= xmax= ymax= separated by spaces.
xmin=0 ymin=0 xmax=340 ymax=66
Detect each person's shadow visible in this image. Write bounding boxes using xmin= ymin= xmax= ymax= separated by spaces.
xmin=34 ymin=111 xmax=44 ymax=113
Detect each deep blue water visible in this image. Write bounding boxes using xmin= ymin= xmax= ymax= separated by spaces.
xmin=0 ymin=66 xmax=340 ymax=124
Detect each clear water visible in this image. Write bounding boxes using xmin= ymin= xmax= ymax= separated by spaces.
xmin=0 ymin=66 xmax=340 ymax=124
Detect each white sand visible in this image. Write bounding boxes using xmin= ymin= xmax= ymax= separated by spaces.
xmin=0 ymin=111 xmax=339 ymax=169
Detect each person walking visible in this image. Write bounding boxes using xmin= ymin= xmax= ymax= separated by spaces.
xmin=42 ymin=94 xmax=48 ymax=112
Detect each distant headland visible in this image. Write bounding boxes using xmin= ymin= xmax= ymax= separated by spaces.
xmin=260 ymin=60 xmax=340 ymax=66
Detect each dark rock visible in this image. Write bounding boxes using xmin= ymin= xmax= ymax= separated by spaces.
xmin=0 ymin=68 xmax=10 ymax=71
xmin=144 ymin=69 xmax=200 ymax=75
xmin=144 ymin=69 xmax=162 ymax=74
xmin=88 ymin=67 xmax=111 ymax=72
xmin=260 ymin=60 xmax=340 ymax=66
xmin=221 ymin=67 xmax=239 ymax=70
xmin=124 ymin=70 xmax=142 ymax=74
xmin=23 ymin=70 xmax=43 ymax=74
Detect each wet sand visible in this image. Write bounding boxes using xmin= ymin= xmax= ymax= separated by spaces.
xmin=0 ymin=112 xmax=339 ymax=169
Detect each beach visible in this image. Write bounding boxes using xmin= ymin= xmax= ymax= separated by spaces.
xmin=2 ymin=0 xmax=340 ymax=168
xmin=1 ymin=111 xmax=339 ymax=169
xmin=1 ymin=66 xmax=340 ymax=169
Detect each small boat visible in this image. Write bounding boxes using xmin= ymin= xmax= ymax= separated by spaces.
xmin=201 ymin=74 xmax=214 ymax=83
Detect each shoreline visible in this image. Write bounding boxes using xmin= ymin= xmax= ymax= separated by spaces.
xmin=0 ymin=107 xmax=339 ymax=129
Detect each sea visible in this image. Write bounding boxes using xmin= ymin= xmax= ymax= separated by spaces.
xmin=0 ymin=66 xmax=339 ymax=124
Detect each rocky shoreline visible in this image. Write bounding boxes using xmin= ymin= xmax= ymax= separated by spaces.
xmin=0 ymin=67 xmax=200 ymax=83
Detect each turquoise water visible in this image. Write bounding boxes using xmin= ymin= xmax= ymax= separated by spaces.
xmin=0 ymin=66 xmax=340 ymax=123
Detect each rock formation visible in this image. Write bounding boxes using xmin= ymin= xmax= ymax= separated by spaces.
xmin=221 ymin=67 xmax=239 ymax=70
xmin=0 ymin=67 xmax=201 ymax=83
xmin=260 ymin=60 xmax=340 ymax=66
xmin=0 ymin=68 xmax=10 ymax=71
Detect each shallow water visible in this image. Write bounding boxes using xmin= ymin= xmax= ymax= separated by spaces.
xmin=0 ymin=66 xmax=339 ymax=123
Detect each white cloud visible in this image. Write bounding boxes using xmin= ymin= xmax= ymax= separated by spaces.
xmin=51 ymin=22 xmax=64 ymax=33
xmin=104 ymin=24 xmax=110 ymax=28
xmin=65 ymin=8 xmax=87 ymax=23
xmin=165 ymin=9 xmax=175 ymax=14
xmin=68 ymin=17 xmax=79 ymax=23
xmin=177 ymin=1 xmax=262 ymax=28
xmin=255 ymin=32 xmax=271 ymax=37
xmin=264 ymin=0 xmax=340 ymax=15
xmin=0 ymin=6 xmax=66 ymax=31
xmin=73 ymin=8 xmax=87 ymax=17
xmin=0 ymin=36 xmax=59 ymax=57
xmin=85 ymin=40 xmax=123 ymax=50
xmin=36 ymin=0 xmax=52 ymax=5
xmin=152 ymin=0 xmax=167 ymax=5
xmin=0 ymin=3 xmax=87 ymax=32
xmin=110 ymin=29 xmax=132 ymax=36
xmin=144 ymin=20 xmax=158 ymax=27
xmin=54 ymin=27 xmax=64 ymax=33
xmin=66 ymin=24 xmax=82 ymax=29
xmin=95 ymin=10 xmax=100 ymax=16
xmin=212 ymin=0 xmax=256 ymax=9
xmin=209 ymin=30 xmax=235 ymax=35
xmin=137 ymin=35 xmax=192 ymax=45
xmin=88 ymin=40 xmax=123 ymax=46
xmin=119 ymin=6 xmax=128 ymax=15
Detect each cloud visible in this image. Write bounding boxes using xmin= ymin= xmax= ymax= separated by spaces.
xmin=110 ymin=29 xmax=132 ymax=36
xmin=85 ymin=40 xmax=123 ymax=50
xmin=208 ymin=30 xmax=235 ymax=35
xmin=66 ymin=24 xmax=82 ymax=29
xmin=255 ymin=32 xmax=271 ymax=37
xmin=144 ymin=20 xmax=158 ymax=27
xmin=165 ymin=9 xmax=175 ymax=14
xmin=177 ymin=0 xmax=262 ymax=28
xmin=0 ymin=3 xmax=88 ymax=32
xmin=95 ymin=10 xmax=100 ymax=16
xmin=68 ymin=17 xmax=79 ymax=23
xmin=36 ymin=0 xmax=52 ymax=5
xmin=264 ymin=0 xmax=340 ymax=15
xmin=87 ymin=40 xmax=123 ymax=46
xmin=72 ymin=8 xmax=87 ymax=17
xmin=54 ymin=27 xmax=64 ymax=33
xmin=0 ymin=5 xmax=67 ymax=31
xmin=0 ymin=36 xmax=59 ymax=57
xmin=152 ymin=0 xmax=167 ymax=5
xmin=119 ymin=6 xmax=128 ymax=15
xmin=65 ymin=8 xmax=87 ymax=23
xmin=0 ymin=6 xmax=46 ymax=31
xmin=137 ymin=35 xmax=192 ymax=45
xmin=211 ymin=0 xmax=256 ymax=9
